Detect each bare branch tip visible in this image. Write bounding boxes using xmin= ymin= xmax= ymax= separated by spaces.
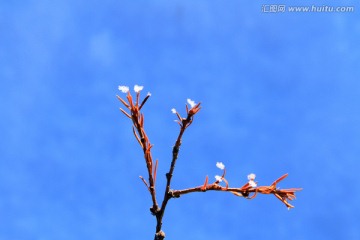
xmin=139 ymin=176 xmax=150 ymax=191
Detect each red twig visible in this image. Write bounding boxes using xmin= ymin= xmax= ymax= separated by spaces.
xmin=117 ymin=88 xmax=159 ymax=215
xmin=170 ymin=173 xmax=302 ymax=209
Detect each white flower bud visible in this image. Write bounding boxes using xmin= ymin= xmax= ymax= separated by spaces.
xmin=118 ymin=85 xmax=129 ymax=93
xmin=216 ymin=162 xmax=225 ymax=170
xmin=134 ymin=85 xmax=144 ymax=93
xmin=187 ymin=98 xmax=196 ymax=108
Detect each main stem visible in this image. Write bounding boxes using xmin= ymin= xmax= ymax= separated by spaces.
xmin=154 ymin=123 xmax=187 ymax=240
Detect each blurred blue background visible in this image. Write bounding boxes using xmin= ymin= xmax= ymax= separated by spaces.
xmin=1 ymin=1 xmax=359 ymax=239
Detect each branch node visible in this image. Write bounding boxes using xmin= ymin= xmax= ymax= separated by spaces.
xmin=168 ymin=190 xmax=180 ymax=198
xmin=150 ymin=206 xmax=160 ymax=215
xmin=155 ymin=231 xmax=166 ymax=240
xmin=165 ymin=172 xmax=172 ymax=180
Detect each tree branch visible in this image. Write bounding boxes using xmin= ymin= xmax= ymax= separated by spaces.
xmin=117 ymin=90 xmax=159 ymax=214
xmin=155 ymin=102 xmax=202 ymax=236
xmin=170 ymin=173 xmax=302 ymax=209
xmin=117 ymin=86 xmax=301 ymax=239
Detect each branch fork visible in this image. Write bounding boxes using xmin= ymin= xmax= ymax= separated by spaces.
xmin=117 ymin=85 xmax=301 ymax=239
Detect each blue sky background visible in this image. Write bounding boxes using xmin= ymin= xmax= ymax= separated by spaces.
xmin=1 ymin=1 xmax=360 ymax=239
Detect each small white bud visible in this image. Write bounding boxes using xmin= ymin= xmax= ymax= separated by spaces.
xmin=247 ymin=173 xmax=256 ymax=181
xmin=134 ymin=85 xmax=144 ymax=93
xmin=118 ymin=86 xmax=129 ymax=93
xmin=187 ymin=98 xmax=196 ymax=108
xmin=247 ymin=173 xmax=257 ymax=187
xmin=248 ymin=180 xmax=257 ymax=187
xmin=216 ymin=162 xmax=225 ymax=170
xmin=215 ymin=175 xmax=223 ymax=182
